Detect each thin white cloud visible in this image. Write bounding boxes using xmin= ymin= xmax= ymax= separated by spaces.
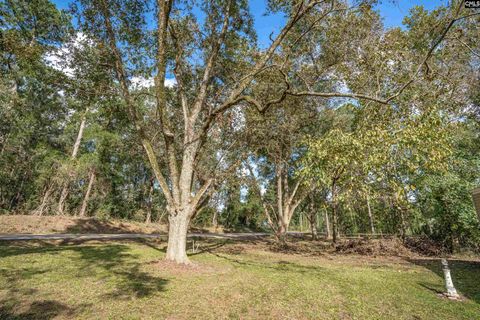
xmin=130 ymin=76 xmax=176 ymax=89
xmin=130 ymin=76 xmax=154 ymax=89
xmin=164 ymin=78 xmax=177 ymax=88
xmin=45 ymin=33 xmax=177 ymax=89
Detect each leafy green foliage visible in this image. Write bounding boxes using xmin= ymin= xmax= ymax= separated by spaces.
xmin=0 ymin=0 xmax=478 ymax=252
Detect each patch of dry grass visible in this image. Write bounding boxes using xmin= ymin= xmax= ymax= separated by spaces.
xmin=0 ymin=215 xmax=167 ymax=234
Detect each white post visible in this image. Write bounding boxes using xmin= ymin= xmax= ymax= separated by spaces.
xmin=441 ymin=258 xmax=459 ymax=299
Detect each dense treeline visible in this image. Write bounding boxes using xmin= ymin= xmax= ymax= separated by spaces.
xmin=0 ymin=0 xmax=479 ymax=261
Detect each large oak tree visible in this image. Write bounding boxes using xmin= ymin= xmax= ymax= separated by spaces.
xmin=69 ymin=0 xmax=474 ymax=263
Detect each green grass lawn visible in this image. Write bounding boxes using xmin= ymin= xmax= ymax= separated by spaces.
xmin=0 ymin=239 xmax=479 ymax=319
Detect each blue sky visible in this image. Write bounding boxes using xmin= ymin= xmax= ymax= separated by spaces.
xmin=53 ymin=0 xmax=449 ymax=47
xmin=250 ymin=0 xmax=449 ymax=47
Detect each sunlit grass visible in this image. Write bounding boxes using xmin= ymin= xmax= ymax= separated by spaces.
xmin=0 ymin=240 xmax=478 ymax=319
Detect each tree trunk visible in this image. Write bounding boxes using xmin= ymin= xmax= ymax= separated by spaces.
xmin=332 ymin=204 xmax=338 ymax=243
xmin=299 ymin=211 xmax=303 ymax=232
xmin=310 ymin=213 xmax=318 ymax=240
xmin=277 ymin=219 xmax=288 ymax=241
xmin=349 ymin=207 xmax=357 ymax=234
xmin=367 ymin=195 xmax=375 ymax=234
xmin=145 ymin=207 xmax=152 ymax=224
xmin=308 ymin=201 xmax=318 ymax=240
xmin=35 ymin=184 xmax=53 ymax=216
xmin=441 ymin=258 xmax=459 ymax=299
xmin=331 ymin=179 xmax=339 ymax=244
xmin=145 ymin=178 xmax=154 ymax=224
xmin=399 ymin=207 xmax=407 ymax=241
xmin=276 ymin=210 xmax=292 ymax=242
xmin=165 ymin=210 xmax=192 ymax=264
xmin=79 ymin=170 xmax=95 ymax=217
xmin=58 ymin=107 xmax=89 ymax=215
xmin=57 ymin=186 xmax=69 ymax=215
xmin=324 ymin=208 xmax=331 ymax=239
xmin=212 ymin=210 xmax=218 ymax=230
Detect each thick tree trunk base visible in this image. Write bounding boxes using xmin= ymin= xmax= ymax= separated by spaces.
xmin=165 ymin=213 xmax=191 ymax=264
xmin=275 ymin=223 xmax=289 ymax=245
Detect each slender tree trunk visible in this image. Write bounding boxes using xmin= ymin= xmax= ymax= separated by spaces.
xmin=57 ymin=187 xmax=69 ymax=215
xmin=145 ymin=206 xmax=152 ymax=224
xmin=79 ymin=170 xmax=95 ymax=217
xmin=332 ymin=204 xmax=338 ymax=243
xmin=145 ymin=178 xmax=154 ymax=223
xmin=145 ymin=207 xmax=152 ymax=224
xmin=331 ymin=179 xmax=339 ymax=244
xmin=310 ymin=218 xmax=318 ymax=240
xmin=158 ymin=208 xmax=167 ymax=224
xmin=367 ymin=195 xmax=375 ymax=234
xmin=310 ymin=211 xmax=318 ymax=241
xmin=441 ymin=258 xmax=459 ymax=299
xmin=324 ymin=208 xmax=331 ymax=239
xmin=399 ymin=207 xmax=407 ymax=241
xmin=276 ymin=164 xmax=285 ymax=236
xmin=270 ymin=164 xmax=305 ymax=243
xmin=349 ymin=207 xmax=357 ymax=234
xmin=212 ymin=210 xmax=218 ymax=230
xmin=299 ymin=211 xmax=303 ymax=232
xmin=58 ymin=107 xmax=89 ymax=215
xmin=35 ymin=184 xmax=53 ymax=216
xmin=165 ymin=210 xmax=192 ymax=264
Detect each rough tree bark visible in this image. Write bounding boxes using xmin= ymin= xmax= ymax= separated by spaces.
xmin=165 ymin=209 xmax=193 ymax=264
xmin=79 ymin=169 xmax=95 ymax=217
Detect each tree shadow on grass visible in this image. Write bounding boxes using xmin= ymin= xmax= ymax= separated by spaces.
xmin=0 ymin=241 xmax=169 ymax=318
xmin=135 ymin=237 xmax=230 ymax=258
xmin=0 ymin=299 xmax=89 ymax=320
xmin=209 ymin=249 xmax=327 ymax=275
xmin=72 ymin=244 xmax=169 ymax=299
xmin=0 ymin=241 xmax=63 ymax=258
xmin=0 ymin=259 xmax=92 ymax=319
xmin=406 ymin=258 xmax=480 ymax=305
xmin=188 ymin=238 xmax=229 ymax=256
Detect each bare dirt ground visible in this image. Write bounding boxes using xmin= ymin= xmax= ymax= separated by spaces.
xmin=1 ymin=215 xmax=476 ymax=260
xmin=0 ymin=215 xmax=167 ymax=234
